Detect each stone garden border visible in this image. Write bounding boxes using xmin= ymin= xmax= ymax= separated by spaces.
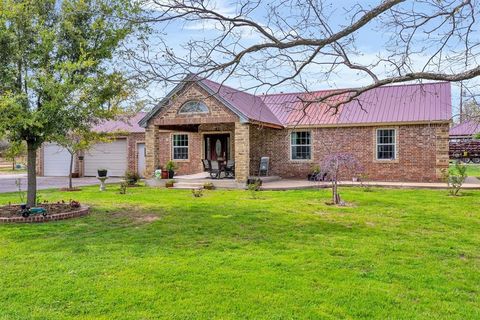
xmin=0 ymin=206 xmax=90 ymax=224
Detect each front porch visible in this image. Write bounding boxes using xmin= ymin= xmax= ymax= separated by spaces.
xmin=145 ymin=121 xmax=254 ymax=183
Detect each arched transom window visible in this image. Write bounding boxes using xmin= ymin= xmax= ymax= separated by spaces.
xmin=178 ymin=101 xmax=209 ymax=114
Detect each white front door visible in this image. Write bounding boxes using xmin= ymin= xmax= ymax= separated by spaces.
xmin=84 ymin=140 xmax=128 ymax=177
xmin=43 ymin=143 xmax=72 ymax=176
xmin=137 ymin=143 xmax=146 ymax=177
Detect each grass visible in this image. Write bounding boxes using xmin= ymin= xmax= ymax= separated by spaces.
xmin=449 ymin=163 xmax=480 ymax=179
xmin=0 ymin=166 xmax=26 ymax=175
xmin=0 ymin=185 xmax=479 ymax=319
xmin=465 ymin=164 xmax=480 ymax=178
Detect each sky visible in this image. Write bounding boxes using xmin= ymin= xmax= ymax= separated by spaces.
xmin=136 ymin=0 xmax=480 ymax=117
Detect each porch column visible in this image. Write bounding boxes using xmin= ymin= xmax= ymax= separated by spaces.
xmin=145 ymin=123 xmax=159 ymax=177
xmin=435 ymin=124 xmax=450 ymax=181
xmin=234 ymin=122 xmax=250 ymax=183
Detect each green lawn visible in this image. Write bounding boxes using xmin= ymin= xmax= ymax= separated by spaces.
xmin=0 ymin=166 xmax=26 ymax=175
xmin=465 ymin=164 xmax=480 ymax=178
xmin=0 ymin=186 xmax=479 ymax=319
xmin=449 ymin=163 xmax=480 ymax=178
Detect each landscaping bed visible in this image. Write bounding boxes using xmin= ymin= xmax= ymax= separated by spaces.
xmin=0 ymin=201 xmax=89 ymax=223
xmin=0 ymin=201 xmax=81 ymax=218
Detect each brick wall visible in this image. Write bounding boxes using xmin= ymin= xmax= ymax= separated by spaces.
xmin=154 ymin=123 xmax=235 ymax=176
xmin=126 ymin=133 xmax=146 ymax=174
xmin=145 ymin=82 xmax=239 ymax=176
xmin=152 ymin=83 xmax=238 ymax=126
xmin=249 ymin=123 xmax=449 ymax=182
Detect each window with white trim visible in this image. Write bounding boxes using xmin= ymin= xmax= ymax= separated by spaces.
xmin=178 ymin=101 xmax=209 ymax=114
xmin=290 ymin=131 xmax=312 ymax=160
xmin=172 ymin=134 xmax=188 ymax=160
xmin=376 ymin=129 xmax=396 ymax=160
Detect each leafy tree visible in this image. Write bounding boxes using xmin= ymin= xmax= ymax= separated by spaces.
xmin=0 ymin=0 xmax=139 ymax=206
xmin=4 ymin=141 xmax=26 ymax=171
xmin=54 ymin=129 xmax=115 ymax=190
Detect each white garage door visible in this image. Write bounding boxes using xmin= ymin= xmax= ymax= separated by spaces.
xmin=43 ymin=143 xmax=72 ymax=176
xmin=84 ymin=140 xmax=127 ymax=177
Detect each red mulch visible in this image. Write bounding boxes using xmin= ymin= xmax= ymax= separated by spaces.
xmin=0 ymin=201 xmax=81 ymax=218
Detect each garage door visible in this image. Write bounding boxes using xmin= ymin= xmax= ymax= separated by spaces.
xmin=84 ymin=140 xmax=127 ymax=177
xmin=43 ymin=143 xmax=72 ymax=176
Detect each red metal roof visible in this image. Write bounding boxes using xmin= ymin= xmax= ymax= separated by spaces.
xmin=94 ymin=112 xmax=146 ymax=133
xmin=450 ymin=120 xmax=480 ymax=136
xmin=201 ymin=79 xmax=283 ymax=126
xmin=201 ymin=80 xmax=451 ymax=127
xmin=140 ymin=75 xmax=452 ymax=128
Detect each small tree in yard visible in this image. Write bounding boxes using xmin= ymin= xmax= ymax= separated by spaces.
xmin=0 ymin=0 xmax=140 ymax=206
xmin=3 ymin=141 xmax=26 ymax=170
xmin=54 ymin=129 xmax=113 ymax=190
xmin=443 ymin=161 xmax=468 ymax=196
xmin=321 ymin=153 xmax=362 ymax=205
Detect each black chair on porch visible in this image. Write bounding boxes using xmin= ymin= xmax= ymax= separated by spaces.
xmin=257 ymin=157 xmax=269 ymax=176
xmin=224 ymin=160 xmax=235 ymax=178
xmin=209 ymin=160 xmax=222 ymax=179
xmin=201 ymin=159 xmax=211 ymax=172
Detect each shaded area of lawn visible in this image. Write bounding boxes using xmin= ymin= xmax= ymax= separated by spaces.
xmin=0 ymin=186 xmax=479 ymax=319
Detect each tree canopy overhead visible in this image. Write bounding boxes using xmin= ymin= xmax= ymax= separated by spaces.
xmin=131 ymin=0 xmax=480 ymax=111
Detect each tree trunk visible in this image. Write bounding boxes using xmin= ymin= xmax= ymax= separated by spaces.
xmin=69 ymin=152 xmax=74 ymax=190
xmin=26 ymin=141 xmax=37 ymax=207
xmin=12 ymin=158 xmax=15 ymax=171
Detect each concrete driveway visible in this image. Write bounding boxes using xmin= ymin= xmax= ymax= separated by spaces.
xmin=0 ymin=174 xmax=122 ymax=193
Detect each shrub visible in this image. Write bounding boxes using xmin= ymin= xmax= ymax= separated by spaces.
xmin=119 ymin=181 xmax=128 ymax=194
xmin=165 ymin=161 xmax=177 ymax=171
xmin=247 ymin=179 xmax=262 ymax=199
xmin=442 ymin=161 xmax=467 ymax=196
xmin=203 ymin=182 xmax=215 ymax=190
xmin=124 ymin=171 xmax=141 ymax=186
xmin=192 ymin=188 xmax=204 ymax=197
xmin=311 ymin=164 xmax=321 ymax=174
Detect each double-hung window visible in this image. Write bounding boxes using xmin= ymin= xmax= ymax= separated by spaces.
xmin=376 ymin=129 xmax=396 ymax=160
xmin=290 ymin=131 xmax=312 ymax=160
xmin=172 ymin=134 xmax=188 ymax=160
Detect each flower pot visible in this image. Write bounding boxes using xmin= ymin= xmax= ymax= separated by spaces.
xmin=168 ymin=170 xmax=175 ymax=179
xmin=97 ymin=169 xmax=108 ymax=177
xmin=161 ymin=171 xmax=168 ymax=179
xmin=165 ymin=182 xmax=174 ymax=188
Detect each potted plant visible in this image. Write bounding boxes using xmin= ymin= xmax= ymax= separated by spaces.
xmin=97 ymin=168 xmax=108 ymax=177
xmin=165 ymin=160 xmax=177 ymax=179
xmin=161 ymin=167 xmax=169 ymax=179
xmin=165 ymin=179 xmax=175 ymax=188
xmin=307 ymin=165 xmax=321 ymax=181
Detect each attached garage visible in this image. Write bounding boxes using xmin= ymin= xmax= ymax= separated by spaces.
xmin=43 ymin=143 xmax=72 ymax=176
xmin=84 ymin=139 xmax=128 ymax=177
xmin=39 ymin=112 xmax=146 ymax=177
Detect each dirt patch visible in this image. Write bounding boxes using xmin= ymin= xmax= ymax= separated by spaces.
xmin=0 ymin=201 xmax=81 ymax=218
xmin=107 ymin=209 xmax=161 ymax=224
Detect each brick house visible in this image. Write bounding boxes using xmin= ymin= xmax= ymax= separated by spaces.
xmin=139 ymin=75 xmax=451 ymax=182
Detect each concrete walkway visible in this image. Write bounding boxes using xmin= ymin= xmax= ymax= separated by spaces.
xmin=0 ymin=174 xmax=122 ymax=193
xmin=148 ymin=175 xmax=480 ymax=191
xmin=261 ymin=178 xmax=480 ymax=190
